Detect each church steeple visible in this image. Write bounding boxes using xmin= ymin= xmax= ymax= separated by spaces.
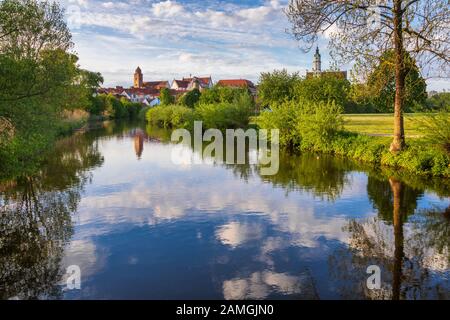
xmin=134 ymin=66 xmax=143 ymax=88
xmin=313 ymin=47 xmax=322 ymax=73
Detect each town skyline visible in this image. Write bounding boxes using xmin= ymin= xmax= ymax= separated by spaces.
xmin=60 ymin=0 xmax=448 ymax=91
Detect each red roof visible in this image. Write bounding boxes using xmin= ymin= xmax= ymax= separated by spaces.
xmin=143 ymin=81 xmax=169 ymax=89
xmin=172 ymin=80 xmax=190 ymax=89
xmin=217 ymin=79 xmax=255 ymax=88
xmin=125 ymin=88 xmax=160 ymax=96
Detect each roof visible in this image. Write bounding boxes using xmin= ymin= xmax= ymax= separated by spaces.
xmin=217 ymin=79 xmax=255 ymax=88
xmin=124 ymin=87 xmax=160 ymax=96
xmin=182 ymin=76 xmax=211 ymax=86
xmin=135 ymin=66 xmax=142 ymax=73
xmin=143 ymin=81 xmax=169 ymax=89
xmin=172 ymin=80 xmax=190 ymax=89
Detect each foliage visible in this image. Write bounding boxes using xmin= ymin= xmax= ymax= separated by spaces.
xmin=199 ymin=85 xmax=251 ymax=105
xmin=294 ymin=75 xmax=352 ymax=111
xmin=179 ymin=88 xmax=201 ymax=108
xmin=257 ymin=69 xmax=301 ymax=107
xmin=427 ymin=92 xmax=450 ymax=111
xmin=146 ymin=105 xmax=194 ymax=129
xmin=296 ymin=101 xmax=343 ymax=148
xmin=366 ymin=50 xmax=427 ymax=113
xmin=195 ymin=92 xmax=254 ymax=129
xmin=160 ymin=88 xmax=175 ymax=106
xmin=257 ymin=101 xmax=449 ymax=177
xmin=88 ymin=94 xmax=142 ymax=120
xmin=257 ymin=100 xmax=302 ymax=148
xmin=0 ymin=1 xmax=86 ymax=177
xmin=285 ymin=0 xmax=450 ymax=152
xmin=146 ymin=90 xmax=254 ymax=130
xmin=415 ymin=109 xmax=450 ymax=154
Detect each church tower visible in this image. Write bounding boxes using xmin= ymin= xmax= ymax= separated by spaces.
xmin=134 ymin=66 xmax=143 ymax=88
xmin=312 ymin=47 xmax=322 ymax=73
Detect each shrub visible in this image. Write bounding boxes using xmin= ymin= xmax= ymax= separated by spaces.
xmin=199 ymin=86 xmax=251 ymax=105
xmin=121 ymin=98 xmax=142 ymax=118
xmin=179 ymin=89 xmax=201 ymax=108
xmin=294 ymin=75 xmax=351 ymax=111
xmin=146 ymin=105 xmax=194 ymax=129
xmin=257 ymin=69 xmax=301 ymax=107
xmin=296 ymin=101 xmax=343 ymax=149
xmin=416 ymin=109 xmax=450 ymax=154
xmin=159 ymin=88 xmax=175 ymax=106
xmin=257 ymin=100 xmax=301 ymax=148
xmin=257 ymin=99 xmax=343 ymax=150
xmin=195 ymin=91 xmax=254 ymax=129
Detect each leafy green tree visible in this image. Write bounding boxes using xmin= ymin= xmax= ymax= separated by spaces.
xmin=367 ymin=50 xmax=427 ymax=113
xmin=257 ymin=69 xmax=301 ymax=107
xmin=121 ymin=97 xmax=142 ymax=118
xmin=427 ymin=92 xmax=450 ymax=111
xmin=294 ymin=75 xmax=351 ymax=112
xmin=160 ymin=88 xmax=175 ymax=106
xmin=199 ymin=86 xmax=250 ymax=105
xmin=180 ymin=88 xmax=201 ymax=108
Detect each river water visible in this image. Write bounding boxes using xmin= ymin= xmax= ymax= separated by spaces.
xmin=0 ymin=121 xmax=449 ymax=300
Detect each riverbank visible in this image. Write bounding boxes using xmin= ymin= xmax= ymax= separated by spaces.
xmin=294 ymin=131 xmax=450 ymax=178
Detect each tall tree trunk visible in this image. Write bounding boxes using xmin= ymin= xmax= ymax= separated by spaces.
xmin=389 ymin=178 xmax=404 ymax=300
xmin=390 ymin=0 xmax=406 ymax=153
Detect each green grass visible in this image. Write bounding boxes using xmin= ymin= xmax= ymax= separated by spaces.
xmin=343 ymin=114 xmax=430 ymax=137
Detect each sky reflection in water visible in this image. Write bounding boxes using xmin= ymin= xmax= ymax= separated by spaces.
xmin=1 ymin=122 xmax=449 ymax=300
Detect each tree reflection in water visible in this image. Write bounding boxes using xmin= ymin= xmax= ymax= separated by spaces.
xmin=0 ymin=133 xmax=103 ymax=299
xmin=1 ymin=122 xmax=448 ymax=300
xmin=330 ymin=178 xmax=450 ymax=300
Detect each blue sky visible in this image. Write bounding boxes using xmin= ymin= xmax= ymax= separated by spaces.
xmin=61 ymin=0 xmax=448 ymax=90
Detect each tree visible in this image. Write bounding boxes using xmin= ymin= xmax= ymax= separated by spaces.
xmin=285 ymin=0 xmax=450 ymax=152
xmin=294 ymin=74 xmax=352 ymax=111
xmin=427 ymin=92 xmax=450 ymax=111
xmin=180 ymin=88 xmax=201 ymax=108
xmin=257 ymin=69 xmax=301 ymax=107
xmin=367 ymin=50 xmax=427 ymax=113
xmin=159 ymin=88 xmax=175 ymax=106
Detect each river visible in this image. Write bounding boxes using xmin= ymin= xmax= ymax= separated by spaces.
xmin=0 ymin=121 xmax=449 ymax=300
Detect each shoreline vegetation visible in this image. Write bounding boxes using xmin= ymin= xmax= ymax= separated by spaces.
xmin=0 ymin=0 xmax=144 ymax=181
xmin=144 ymin=80 xmax=450 ymax=178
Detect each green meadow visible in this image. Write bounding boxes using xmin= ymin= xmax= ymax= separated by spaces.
xmin=343 ymin=114 xmax=433 ymax=137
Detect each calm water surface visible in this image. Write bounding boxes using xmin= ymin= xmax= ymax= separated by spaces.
xmin=1 ymin=121 xmax=449 ymax=300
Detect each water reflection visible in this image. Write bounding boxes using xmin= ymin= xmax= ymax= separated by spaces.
xmin=0 ymin=133 xmax=103 ymax=299
xmin=0 ymin=122 xmax=448 ymax=300
xmin=330 ymin=179 xmax=450 ymax=300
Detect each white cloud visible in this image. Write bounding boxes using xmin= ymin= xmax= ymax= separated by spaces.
xmin=152 ymin=0 xmax=185 ymax=18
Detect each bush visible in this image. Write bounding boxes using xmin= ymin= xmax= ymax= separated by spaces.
xmin=257 ymin=99 xmax=343 ymax=150
xmin=257 ymin=69 xmax=301 ymax=107
xmin=179 ymin=89 xmax=201 ymax=108
xmin=121 ymin=98 xmax=143 ymax=118
xmin=257 ymin=100 xmax=450 ymax=177
xmin=146 ymin=105 xmax=194 ymax=129
xmin=146 ymin=91 xmax=254 ymax=130
xmin=296 ymin=101 xmax=343 ymax=149
xmin=195 ymin=91 xmax=254 ymax=129
xmin=199 ymin=86 xmax=251 ymax=105
xmin=257 ymin=100 xmax=302 ymax=149
xmin=415 ymin=109 xmax=450 ymax=154
xmin=294 ymin=75 xmax=351 ymax=111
